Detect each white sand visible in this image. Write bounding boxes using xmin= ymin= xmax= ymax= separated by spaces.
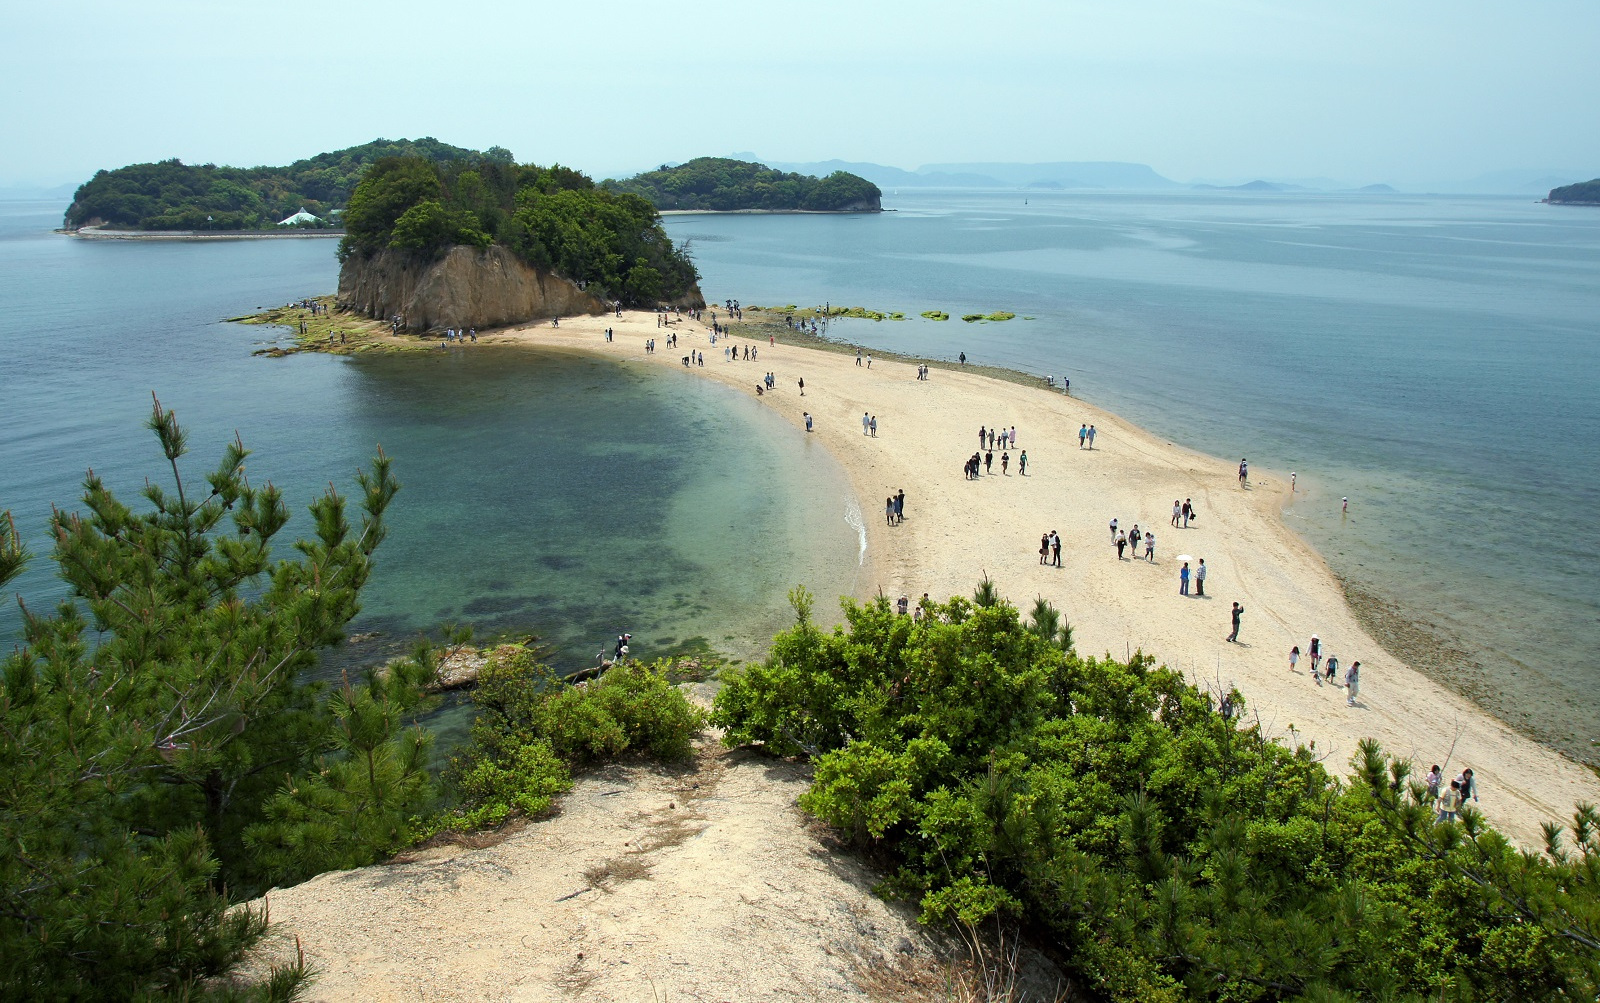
xmin=490 ymin=310 xmax=1600 ymax=848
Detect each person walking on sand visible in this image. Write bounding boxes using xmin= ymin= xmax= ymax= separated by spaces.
xmin=1195 ymin=558 xmax=1206 ymax=596
xmin=856 ymin=349 xmax=863 ymax=366
xmin=870 ymin=415 xmax=878 ymax=437
xmin=1087 ymin=425 xmax=1097 ymax=448
xmin=1308 ymin=635 xmax=1321 ymax=676
xmin=979 ymin=425 xmax=987 ymax=449
xmin=1040 ymin=533 xmax=1050 ymax=565
xmin=895 ymin=490 xmax=905 ymax=524
xmin=1001 ymin=451 xmax=1009 ymax=474
xmin=1227 ymin=602 xmax=1244 ymax=642
xmin=1344 ymin=660 xmax=1361 ymax=705
xmin=1455 ymin=768 xmax=1477 ymax=804
xmin=1051 ymin=531 xmax=1061 ymax=567
xmin=1289 ymin=644 xmax=1300 ymax=673
xmin=1435 ymin=780 xmax=1462 ymax=823
xmin=1079 ymin=425 xmax=1088 ymax=449
xmin=1239 ymin=458 xmax=1248 ymax=485
xmin=1182 ymin=499 xmax=1192 ymax=527
xmin=798 ymin=377 xmax=804 ymax=395
xmin=984 ymin=450 xmax=993 ymax=474
xmin=1179 ymin=562 xmax=1190 ymax=595
xmin=863 ymin=412 xmax=871 ymax=436
xmin=887 ymin=497 xmax=896 ymax=526
xmin=1324 ymin=653 xmax=1339 ymax=686
xmin=1019 ymin=450 xmax=1028 ymax=474
xmin=1109 ymin=517 xmax=1118 ymax=542
xmin=1115 ymin=531 xmax=1127 ymax=560
xmin=1128 ymin=525 xmax=1141 ymax=558
xmin=1172 ymin=500 xmax=1182 ymax=527
xmin=1144 ymin=530 xmax=1156 ymax=562
xmin=804 ymin=412 xmax=813 ymax=432
xmin=1009 ymin=426 xmax=1016 ymax=446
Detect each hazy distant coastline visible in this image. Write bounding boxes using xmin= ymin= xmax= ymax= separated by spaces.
xmin=65 ymin=226 xmax=345 ymax=240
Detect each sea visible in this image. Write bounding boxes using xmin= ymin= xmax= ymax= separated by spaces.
xmin=0 ymin=200 xmax=865 ymax=738
xmin=1 ymin=190 xmax=1596 ymax=762
xmin=662 ymin=190 xmax=1600 ymax=763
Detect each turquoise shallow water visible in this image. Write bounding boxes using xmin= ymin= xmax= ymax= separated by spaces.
xmin=666 ymin=190 xmax=1600 ymax=761
xmin=0 ymin=202 xmax=861 ymax=686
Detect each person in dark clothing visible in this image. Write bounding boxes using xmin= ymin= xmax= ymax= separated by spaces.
xmin=1227 ymin=603 xmax=1244 ymax=642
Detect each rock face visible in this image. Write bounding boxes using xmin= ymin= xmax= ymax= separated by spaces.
xmin=338 ymin=245 xmax=607 ymax=332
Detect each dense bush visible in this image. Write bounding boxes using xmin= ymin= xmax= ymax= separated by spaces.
xmin=604 ymin=157 xmax=881 ymax=212
xmin=429 ymin=649 xmax=706 ymax=834
xmin=64 ymin=137 xmax=489 ymax=230
xmin=1549 ymin=178 xmax=1600 ymax=203
xmin=712 ymin=588 xmax=1600 ymax=1001
xmin=340 ymin=158 xmax=700 ymax=307
xmin=0 ymin=404 xmax=435 ymax=999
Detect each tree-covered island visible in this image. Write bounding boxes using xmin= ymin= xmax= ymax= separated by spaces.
xmin=603 ymin=157 xmax=882 ymax=212
xmin=62 ymin=138 xmax=508 ymax=231
xmin=1548 ymin=179 xmax=1600 ymax=205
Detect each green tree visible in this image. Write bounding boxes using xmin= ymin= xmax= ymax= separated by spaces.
xmin=713 ymin=589 xmax=1600 ymax=1001
xmin=0 ymin=398 xmax=430 ymax=998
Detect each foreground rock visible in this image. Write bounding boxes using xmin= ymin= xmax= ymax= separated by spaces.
xmin=240 ymin=737 xmax=941 ymax=1001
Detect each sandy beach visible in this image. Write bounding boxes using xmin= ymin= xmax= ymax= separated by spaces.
xmin=477 ymin=309 xmax=1600 ymax=848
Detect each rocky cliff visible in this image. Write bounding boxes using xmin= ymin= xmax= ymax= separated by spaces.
xmin=337 ymin=245 xmax=607 ymax=332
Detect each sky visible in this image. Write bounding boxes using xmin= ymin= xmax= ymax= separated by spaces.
xmin=3 ymin=0 xmax=1596 ymax=189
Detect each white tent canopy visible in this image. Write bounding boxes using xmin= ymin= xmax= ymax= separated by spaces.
xmin=278 ymin=208 xmax=322 ymax=226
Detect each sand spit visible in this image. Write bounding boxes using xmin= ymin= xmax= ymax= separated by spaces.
xmin=243 ymin=307 xmax=1600 ymax=999
xmin=481 ymin=310 xmax=1600 ymax=849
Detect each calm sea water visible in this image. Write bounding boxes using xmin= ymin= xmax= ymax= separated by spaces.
xmin=666 ymin=191 xmax=1600 ymax=761
xmin=5 ymin=193 xmax=1596 ymax=761
xmin=0 ymin=201 xmax=862 ymax=695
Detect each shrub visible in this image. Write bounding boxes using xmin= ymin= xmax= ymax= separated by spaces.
xmin=713 ymin=589 xmax=1600 ymax=1002
xmin=434 ymin=650 xmax=707 ymax=833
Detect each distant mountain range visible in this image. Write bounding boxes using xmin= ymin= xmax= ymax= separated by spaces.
xmin=731 ymin=156 xmax=1181 ymax=191
xmin=0 ymin=182 xmax=78 ymax=201
xmin=724 ymin=157 xmax=1600 ymax=195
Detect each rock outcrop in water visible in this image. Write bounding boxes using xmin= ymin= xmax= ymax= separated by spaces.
xmin=337 ymin=246 xmax=608 ymax=332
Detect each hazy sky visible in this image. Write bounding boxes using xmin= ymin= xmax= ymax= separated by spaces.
xmin=4 ymin=0 xmax=1596 ymax=187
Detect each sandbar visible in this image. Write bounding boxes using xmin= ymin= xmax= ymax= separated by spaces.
xmin=461 ymin=310 xmax=1600 ymax=847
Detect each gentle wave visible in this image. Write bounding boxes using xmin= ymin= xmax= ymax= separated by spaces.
xmin=842 ymin=498 xmax=867 ymax=566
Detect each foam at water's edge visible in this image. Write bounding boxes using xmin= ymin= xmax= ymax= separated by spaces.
xmin=843 ymin=498 xmax=867 ymax=566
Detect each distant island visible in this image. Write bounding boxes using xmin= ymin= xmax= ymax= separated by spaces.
xmin=62 ymin=138 xmax=504 ymax=231
xmin=1547 ymin=179 xmax=1600 ymax=205
xmin=603 ymin=158 xmax=881 ymax=212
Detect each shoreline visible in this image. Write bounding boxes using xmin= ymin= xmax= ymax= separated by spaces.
xmin=469 ymin=309 xmax=1599 ymax=847
xmin=66 ymin=227 xmax=345 ymax=240
xmin=239 ymin=302 xmax=1600 ymax=845
xmin=658 ymin=208 xmax=884 ymax=215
